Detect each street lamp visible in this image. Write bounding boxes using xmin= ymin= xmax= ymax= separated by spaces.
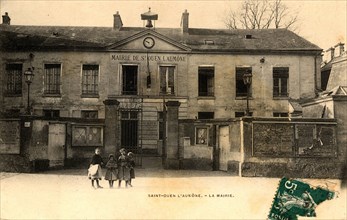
xmin=24 ymin=68 xmax=34 ymax=115
xmin=243 ymin=72 xmax=252 ymax=116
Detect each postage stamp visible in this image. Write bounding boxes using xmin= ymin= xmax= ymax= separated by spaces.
xmin=268 ymin=177 xmax=335 ymax=220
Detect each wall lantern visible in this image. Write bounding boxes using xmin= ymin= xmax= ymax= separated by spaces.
xmin=24 ymin=67 xmax=35 ymax=114
xmin=243 ymin=72 xmax=252 ymax=116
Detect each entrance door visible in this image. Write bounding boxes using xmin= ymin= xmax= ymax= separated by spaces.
xmin=120 ymin=110 xmax=141 ymax=165
xmin=219 ymin=125 xmax=230 ymax=171
xmin=48 ymin=123 xmax=66 ymax=167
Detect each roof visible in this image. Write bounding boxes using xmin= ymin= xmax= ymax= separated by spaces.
xmin=0 ymin=24 xmax=322 ymax=53
xmin=320 ymin=86 xmax=347 ymax=97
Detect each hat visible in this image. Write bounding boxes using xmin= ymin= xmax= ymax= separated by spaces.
xmin=127 ymin=152 xmax=134 ymax=156
xmin=119 ymin=148 xmax=126 ymax=153
xmin=108 ymin=154 xmax=114 ymax=159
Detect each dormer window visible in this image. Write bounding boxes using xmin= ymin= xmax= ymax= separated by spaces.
xmin=204 ymin=40 xmax=214 ymax=45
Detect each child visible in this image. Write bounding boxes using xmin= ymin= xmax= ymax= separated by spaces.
xmin=104 ymin=154 xmax=118 ymax=188
xmin=127 ymin=152 xmax=135 ymax=187
xmin=117 ymin=148 xmax=131 ymax=188
xmin=88 ymin=147 xmax=104 ymax=189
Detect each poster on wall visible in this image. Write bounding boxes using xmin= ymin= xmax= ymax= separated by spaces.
xmin=0 ymin=120 xmax=20 ymax=154
xmin=72 ymin=125 xmax=103 ymax=146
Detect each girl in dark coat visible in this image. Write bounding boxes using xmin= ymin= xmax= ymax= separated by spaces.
xmin=117 ymin=148 xmax=131 ymax=188
xmin=88 ymin=147 xmax=104 ymax=189
xmin=127 ymin=152 xmax=135 ymax=187
xmin=104 ymin=154 xmax=118 ymax=188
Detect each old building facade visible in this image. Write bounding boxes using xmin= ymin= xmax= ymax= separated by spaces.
xmin=0 ymin=10 xmax=322 ymax=164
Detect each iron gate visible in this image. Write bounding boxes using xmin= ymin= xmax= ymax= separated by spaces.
xmin=120 ymin=108 xmax=142 ymax=166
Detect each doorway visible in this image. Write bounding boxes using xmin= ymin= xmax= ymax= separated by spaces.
xmin=48 ymin=123 xmax=66 ymax=167
xmin=219 ymin=125 xmax=230 ymax=171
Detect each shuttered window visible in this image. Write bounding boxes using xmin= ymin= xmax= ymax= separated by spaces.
xmin=44 ymin=64 xmax=61 ymax=94
xmin=6 ymin=63 xmax=22 ymax=95
xmin=82 ymin=65 xmax=99 ymax=95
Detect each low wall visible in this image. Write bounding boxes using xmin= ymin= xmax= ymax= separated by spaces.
xmin=181 ymin=144 xmax=213 ymax=171
xmin=240 ymin=118 xmax=343 ymax=178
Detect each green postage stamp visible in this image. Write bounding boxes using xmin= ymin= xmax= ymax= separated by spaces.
xmin=268 ymin=177 xmax=335 ymax=220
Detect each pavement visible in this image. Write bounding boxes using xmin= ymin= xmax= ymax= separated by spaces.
xmin=1 ymin=168 xmax=346 ymax=220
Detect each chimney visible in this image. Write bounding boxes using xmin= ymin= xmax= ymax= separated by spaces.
xmin=113 ymin=11 xmax=123 ymax=30
xmin=181 ymin=9 xmax=189 ymax=34
xmin=326 ymin=47 xmax=335 ymax=62
xmin=334 ymin=42 xmax=345 ymax=56
xmin=2 ymin=12 xmax=11 ymax=25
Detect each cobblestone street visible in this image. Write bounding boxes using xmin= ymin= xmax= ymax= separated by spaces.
xmin=1 ymin=168 xmax=346 ymax=220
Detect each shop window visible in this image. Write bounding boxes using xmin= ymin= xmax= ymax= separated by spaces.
xmin=236 ymin=67 xmax=252 ymax=97
xmin=81 ymin=110 xmax=98 ymax=119
xmin=273 ymin=67 xmax=289 ymax=97
xmin=273 ymin=112 xmax=289 ymax=117
xmin=198 ymin=67 xmax=214 ymax=96
xmin=198 ymin=112 xmax=214 ymax=119
xmin=43 ymin=109 xmax=60 ymax=118
xmin=6 ymin=63 xmax=22 ymax=96
xmin=160 ymin=66 xmax=175 ymax=95
xmin=195 ymin=127 xmax=208 ymax=145
xmin=122 ymin=65 xmax=138 ymax=95
xmin=44 ymin=64 xmax=61 ymax=95
xmin=82 ymin=65 xmax=99 ymax=96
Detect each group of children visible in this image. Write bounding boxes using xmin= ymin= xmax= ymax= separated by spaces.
xmin=88 ymin=147 xmax=135 ymax=189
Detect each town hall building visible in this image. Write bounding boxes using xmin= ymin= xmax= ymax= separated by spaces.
xmin=0 ymin=9 xmax=325 ymax=170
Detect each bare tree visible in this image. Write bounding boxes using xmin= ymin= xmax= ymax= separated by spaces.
xmin=224 ymin=0 xmax=299 ymax=31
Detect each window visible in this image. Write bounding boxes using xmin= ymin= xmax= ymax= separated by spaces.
xmin=81 ymin=110 xmax=98 ymax=119
xmin=195 ymin=127 xmax=208 ymax=145
xmin=273 ymin=112 xmax=289 ymax=117
xmin=273 ymin=67 xmax=289 ymax=97
xmin=6 ymin=63 xmax=22 ymax=96
xmin=236 ymin=67 xmax=252 ymax=97
xmin=198 ymin=67 xmax=214 ymax=96
xmin=82 ymin=65 xmax=99 ymax=96
xmin=44 ymin=64 xmax=61 ymax=95
xmin=122 ymin=65 xmax=138 ymax=95
xmin=160 ymin=66 xmax=175 ymax=95
xmin=158 ymin=112 xmax=164 ymax=140
xmin=4 ymin=109 xmax=21 ymax=117
xmin=235 ymin=111 xmax=253 ymax=117
xmin=198 ymin=112 xmax=214 ymax=119
xmin=43 ymin=109 xmax=60 ymax=118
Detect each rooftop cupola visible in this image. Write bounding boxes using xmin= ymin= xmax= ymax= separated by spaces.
xmin=141 ymin=7 xmax=158 ymax=28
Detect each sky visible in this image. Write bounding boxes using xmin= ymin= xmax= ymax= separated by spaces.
xmin=0 ymin=0 xmax=346 ymax=50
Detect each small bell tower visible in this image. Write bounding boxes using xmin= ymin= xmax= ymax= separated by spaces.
xmin=141 ymin=7 xmax=158 ymax=29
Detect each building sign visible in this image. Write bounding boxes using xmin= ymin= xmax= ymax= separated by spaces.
xmin=253 ymin=123 xmax=294 ymax=157
xmin=0 ymin=120 xmax=20 ymax=154
xmin=72 ymin=125 xmax=103 ymax=147
xmin=111 ymin=54 xmax=186 ymax=62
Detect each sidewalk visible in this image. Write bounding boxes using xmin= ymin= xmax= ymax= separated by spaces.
xmin=1 ymin=169 xmax=346 ymax=220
